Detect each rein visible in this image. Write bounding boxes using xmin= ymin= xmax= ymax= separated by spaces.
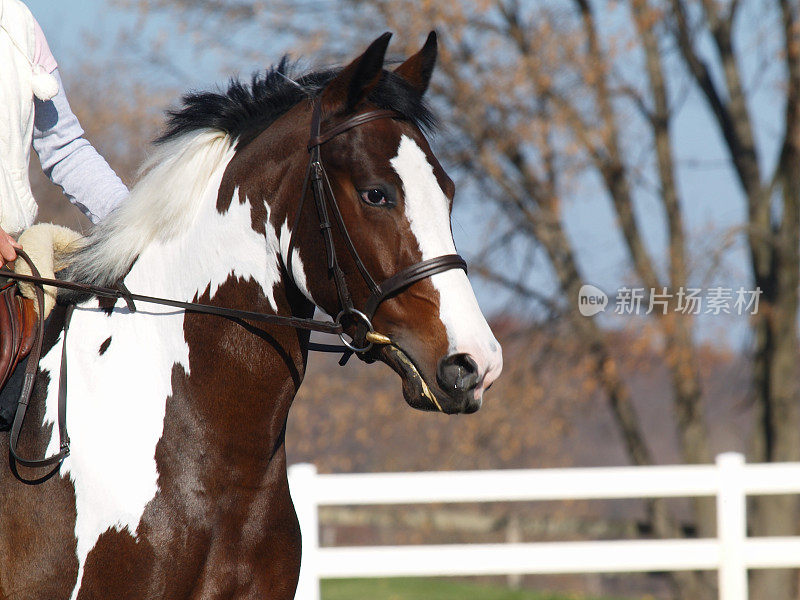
xmin=1 ymin=267 xmax=345 ymax=334
xmin=6 ymin=101 xmax=468 ymax=483
xmin=7 ymin=250 xmax=66 ymax=484
xmin=4 ymin=252 xmax=349 ymax=485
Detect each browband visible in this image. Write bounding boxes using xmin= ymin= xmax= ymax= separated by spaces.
xmin=308 ymin=109 xmax=399 ymax=149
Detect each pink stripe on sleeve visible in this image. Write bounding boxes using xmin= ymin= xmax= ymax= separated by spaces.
xmin=33 ymin=18 xmax=58 ymax=74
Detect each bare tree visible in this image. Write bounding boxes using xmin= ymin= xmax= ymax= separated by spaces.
xmin=119 ymin=1 xmax=800 ymax=598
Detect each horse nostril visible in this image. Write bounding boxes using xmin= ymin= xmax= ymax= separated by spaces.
xmin=436 ymin=353 xmax=480 ymax=394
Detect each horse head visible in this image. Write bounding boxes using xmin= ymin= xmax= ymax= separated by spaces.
xmin=231 ymin=32 xmax=503 ymax=414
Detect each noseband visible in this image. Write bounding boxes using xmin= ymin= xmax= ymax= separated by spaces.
xmin=287 ymin=101 xmax=467 ymax=354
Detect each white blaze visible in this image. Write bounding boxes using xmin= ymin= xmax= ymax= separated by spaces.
xmin=390 ymin=135 xmax=502 ymax=395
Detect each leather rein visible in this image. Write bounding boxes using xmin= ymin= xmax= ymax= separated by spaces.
xmin=5 ymin=101 xmax=467 ymax=483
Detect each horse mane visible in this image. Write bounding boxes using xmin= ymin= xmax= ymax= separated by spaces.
xmin=61 ymin=58 xmax=436 ymax=290
xmin=157 ymin=57 xmax=437 ymax=149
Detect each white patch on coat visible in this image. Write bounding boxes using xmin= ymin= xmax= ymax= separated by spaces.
xmin=279 ymin=219 xmax=314 ymax=305
xmin=37 ymin=142 xmax=283 ymax=599
xmin=65 ymin=130 xmax=235 ymax=289
xmin=390 ymin=135 xmax=502 ymax=394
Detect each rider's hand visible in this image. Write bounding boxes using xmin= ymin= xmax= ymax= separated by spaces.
xmin=0 ymin=227 xmax=21 ymax=268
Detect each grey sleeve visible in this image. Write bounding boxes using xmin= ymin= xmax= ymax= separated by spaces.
xmin=32 ymin=69 xmax=129 ymax=224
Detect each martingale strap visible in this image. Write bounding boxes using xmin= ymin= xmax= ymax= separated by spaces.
xmin=8 ymin=250 xmax=67 ymax=485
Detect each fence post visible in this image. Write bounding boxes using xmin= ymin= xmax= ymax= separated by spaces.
xmin=289 ymin=463 xmax=321 ymax=600
xmin=506 ymin=514 xmax=522 ymax=589
xmin=717 ymin=452 xmax=747 ymax=600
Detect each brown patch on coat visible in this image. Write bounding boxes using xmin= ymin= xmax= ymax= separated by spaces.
xmin=0 ymin=307 xmax=79 ymax=600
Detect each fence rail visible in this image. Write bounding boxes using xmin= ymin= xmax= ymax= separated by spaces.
xmin=287 ymin=453 xmax=800 ymax=600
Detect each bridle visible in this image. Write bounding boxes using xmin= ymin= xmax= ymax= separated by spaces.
xmin=287 ymin=100 xmax=467 ymax=355
xmin=5 ymin=100 xmax=468 ymax=483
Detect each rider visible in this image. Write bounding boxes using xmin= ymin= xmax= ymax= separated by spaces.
xmin=0 ymin=0 xmax=129 ymax=432
xmin=0 ymin=0 xmax=128 ymax=265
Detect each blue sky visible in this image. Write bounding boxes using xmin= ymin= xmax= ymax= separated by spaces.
xmin=24 ymin=1 xmax=780 ymax=349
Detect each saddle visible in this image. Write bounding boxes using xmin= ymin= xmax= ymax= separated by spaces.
xmin=0 ymin=282 xmax=39 ymax=430
xmin=0 ymin=223 xmax=80 ymax=431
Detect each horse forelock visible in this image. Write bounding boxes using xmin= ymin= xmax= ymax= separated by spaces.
xmin=158 ymin=60 xmax=437 ymax=151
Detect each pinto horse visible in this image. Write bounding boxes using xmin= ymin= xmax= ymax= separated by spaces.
xmin=0 ymin=32 xmax=502 ymax=599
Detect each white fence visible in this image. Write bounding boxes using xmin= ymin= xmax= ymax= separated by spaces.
xmin=287 ymin=453 xmax=800 ymax=600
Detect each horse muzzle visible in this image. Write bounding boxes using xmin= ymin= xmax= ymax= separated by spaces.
xmin=436 ymin=353 xmax=483 ymax=414
xmin=377 ymin=344 xmax=486 ymax=414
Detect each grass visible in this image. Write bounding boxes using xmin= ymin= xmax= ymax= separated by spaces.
xmin=321 ymin=577 xmax=630 ymax=600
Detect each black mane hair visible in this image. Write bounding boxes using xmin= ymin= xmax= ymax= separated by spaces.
xmin=157 ymin=57 xmax=437 ymax=150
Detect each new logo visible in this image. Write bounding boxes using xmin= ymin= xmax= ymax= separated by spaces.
xmin=578 ymin=284 xmax=608 ymax=317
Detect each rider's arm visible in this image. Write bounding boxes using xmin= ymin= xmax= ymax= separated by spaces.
xmin=32 ymin=69 xmax=129 ymax=224
xmin=30 ymin=18 xmax=128 ymax=225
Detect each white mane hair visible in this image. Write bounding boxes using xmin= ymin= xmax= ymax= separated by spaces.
xmin=62 ymin=129 xmax=234 ymax=288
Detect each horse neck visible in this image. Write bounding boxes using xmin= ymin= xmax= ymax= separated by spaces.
xmin=124 ymin=154 xmax=282 ymax=309
xmin=115 ymin=135 xmax=312 ymax=463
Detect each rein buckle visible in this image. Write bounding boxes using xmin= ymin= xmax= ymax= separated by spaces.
xmin=335 ymin=308 xmax=387 ymax=353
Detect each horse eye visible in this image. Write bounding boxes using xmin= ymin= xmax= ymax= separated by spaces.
xmin=360 ymin=188 xmax=389 ymax=206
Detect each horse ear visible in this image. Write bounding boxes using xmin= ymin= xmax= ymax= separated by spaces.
xmin=393 ymin=31 xmax=437 ymax=96
xmin=322 ymin=32 xmax=392 ymax=113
